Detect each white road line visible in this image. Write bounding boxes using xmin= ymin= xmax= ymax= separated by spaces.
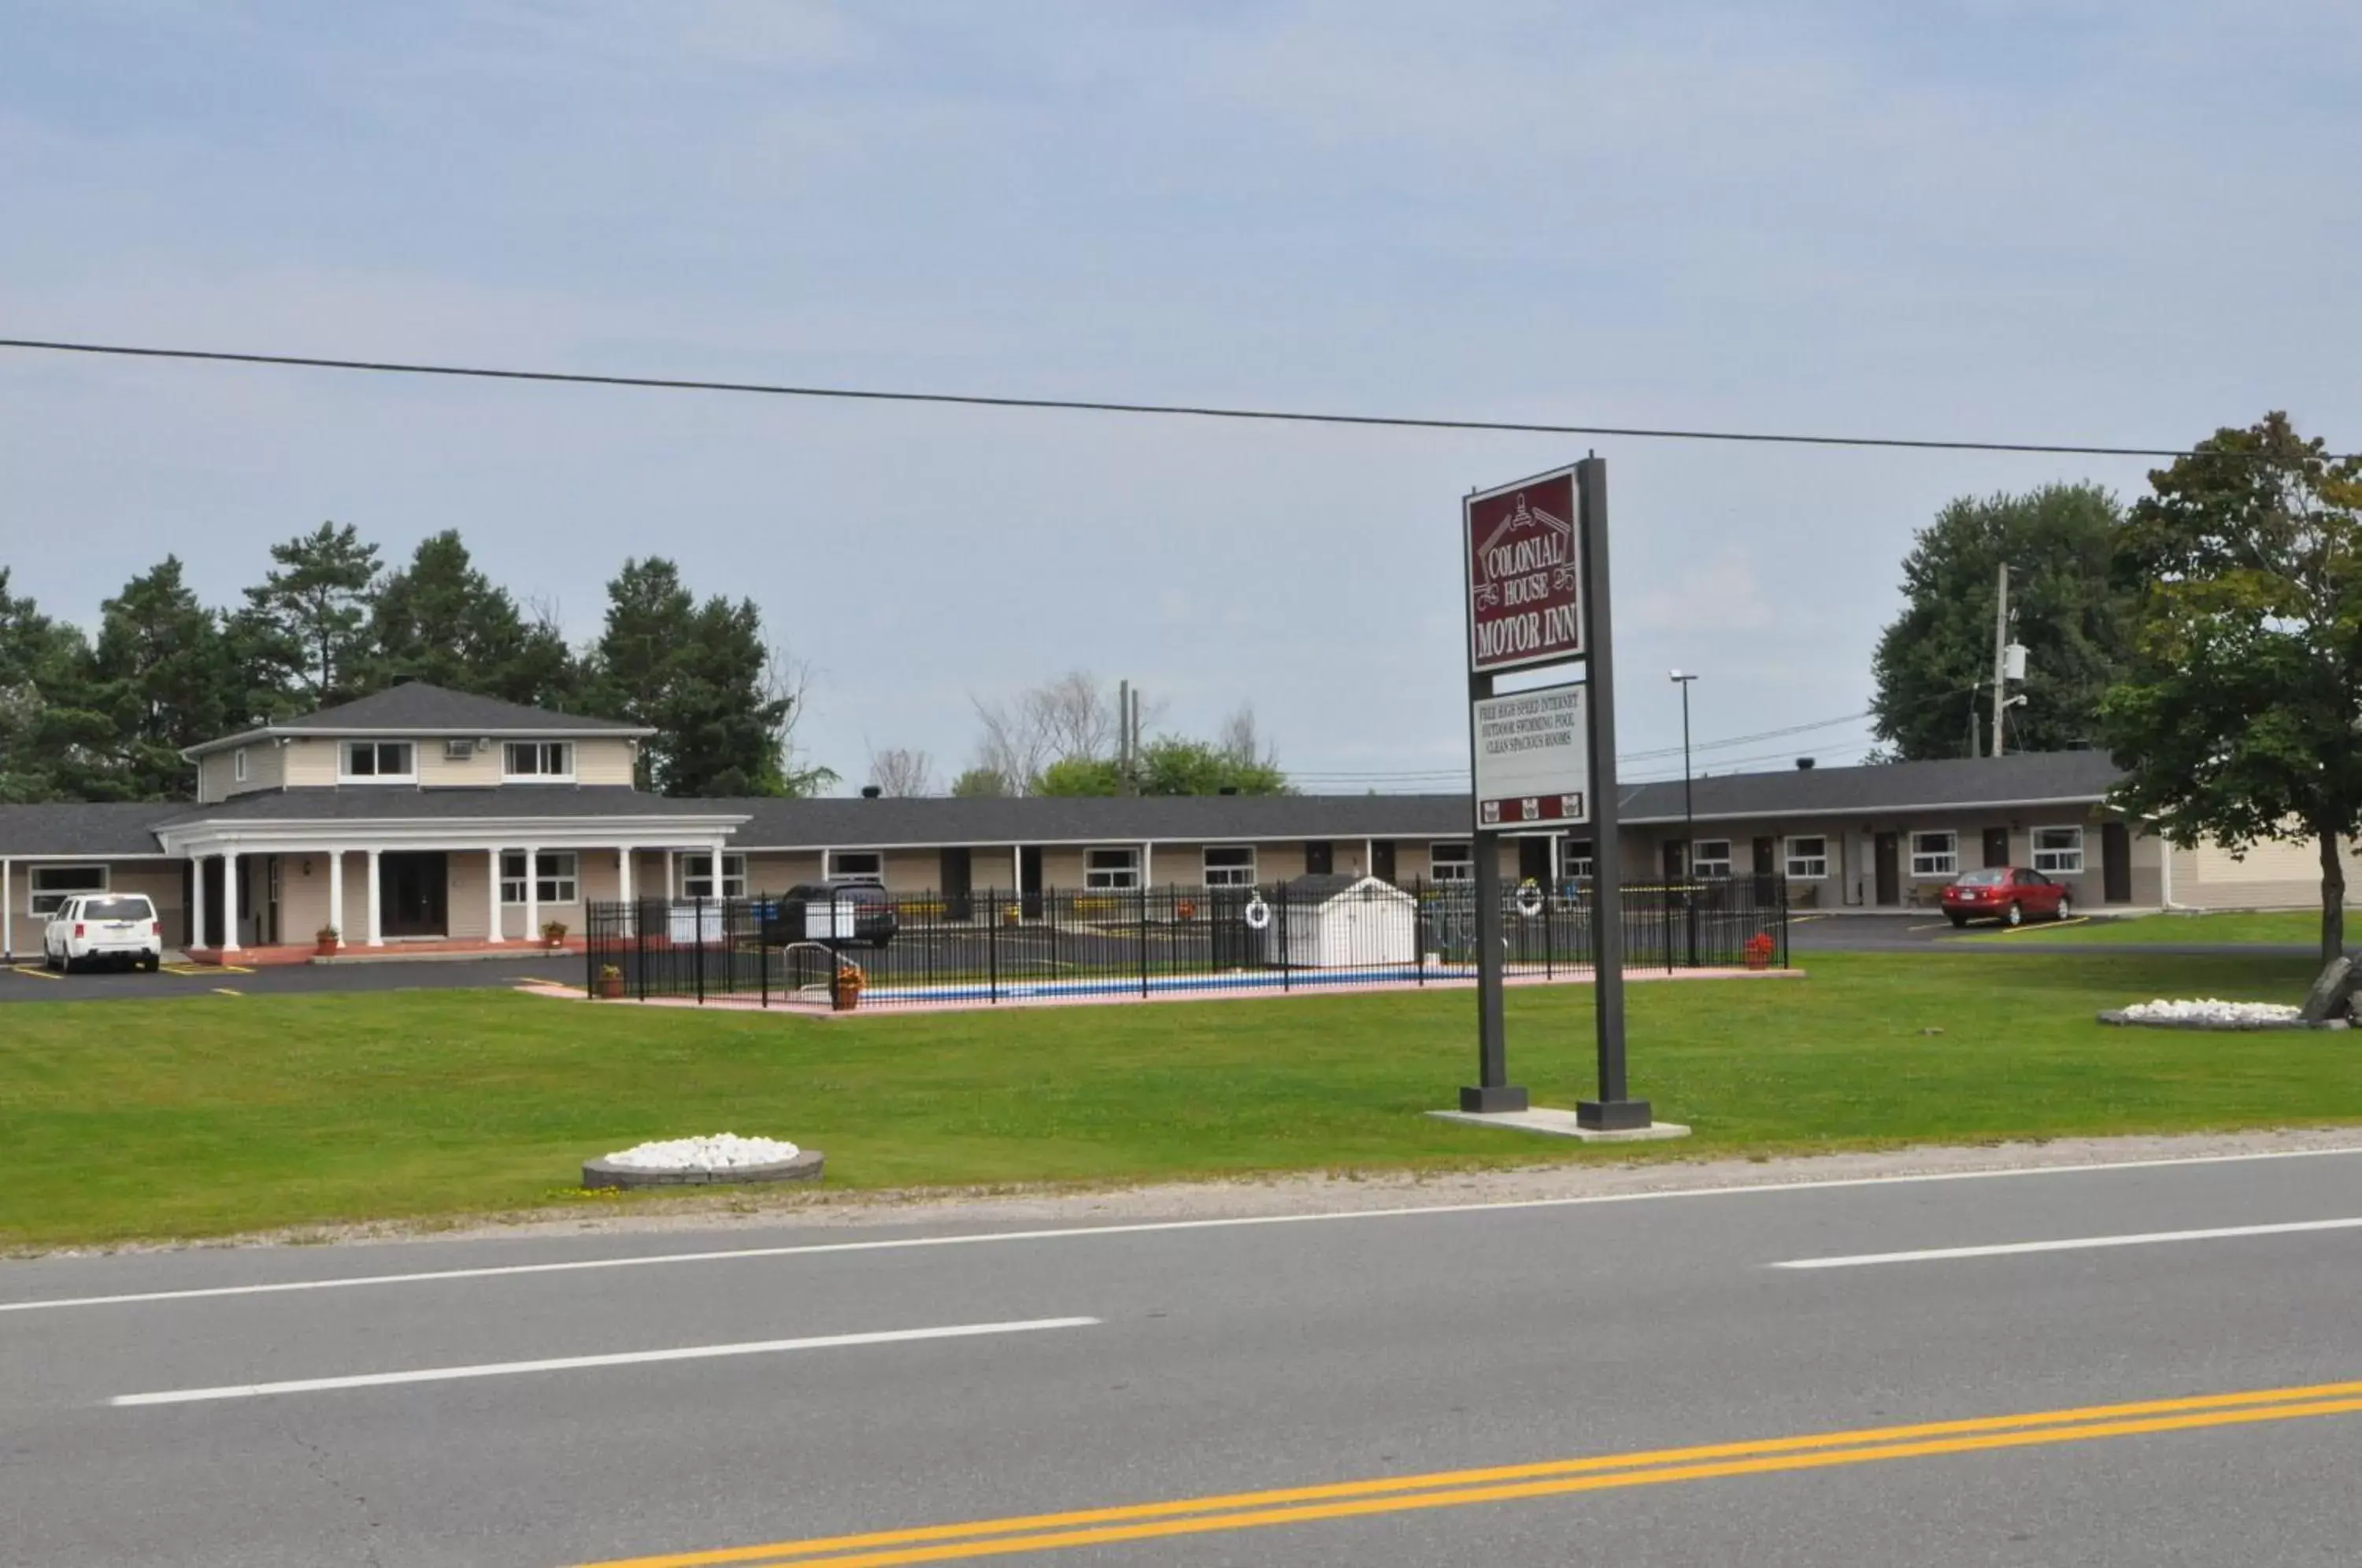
xmin=109 ymin=1316 xmax=1098 ymax=1407
xmin=13 ymin=1144 xmax=2362 ymax=1316
xmin=1772 ymin=1216 xmax=2362 ymax=1270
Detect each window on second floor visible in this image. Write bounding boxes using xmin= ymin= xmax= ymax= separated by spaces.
xmin=342 ymin=741 xmax=415 ymax=782
xmin=504 ymin=741 xmax=574 ymax=780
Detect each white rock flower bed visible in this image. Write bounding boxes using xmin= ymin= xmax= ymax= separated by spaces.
xmin=2120 ymin=998 xmax=2302 ymax=1024
xmin=601 ymin=1133 xmax=802 ymax=1171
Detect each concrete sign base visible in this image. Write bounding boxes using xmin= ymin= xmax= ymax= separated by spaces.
xmin=1426 ymin=1108 xmax=1691 ymax=1143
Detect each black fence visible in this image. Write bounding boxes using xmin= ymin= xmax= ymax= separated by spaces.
xmin=582 ymin=875 xmax=1787 ymax=1010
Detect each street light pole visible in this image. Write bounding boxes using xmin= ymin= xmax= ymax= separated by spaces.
xmin=1670 ymin=671 xmax=1697 ymax=868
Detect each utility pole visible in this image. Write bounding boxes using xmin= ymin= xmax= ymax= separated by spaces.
xmin=1990 ymin=564 xmax=2010 ymax=758
xmin=1118 ymin=679 xmax=1132 ymax=793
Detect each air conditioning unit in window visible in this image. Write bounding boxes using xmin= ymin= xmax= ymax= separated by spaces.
xmin=444 ymin=739 xmax=475 ymax=760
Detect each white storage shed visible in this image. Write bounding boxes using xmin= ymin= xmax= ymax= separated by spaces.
xmin=1270 ymin=874 xmax=1420 ymax=968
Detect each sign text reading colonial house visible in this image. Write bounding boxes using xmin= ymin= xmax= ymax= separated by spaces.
xmin=1465 ymin=474 xmax=1583 ymax=673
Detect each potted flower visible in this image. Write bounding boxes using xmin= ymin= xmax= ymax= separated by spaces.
xmin=542 ymin=919 xmax=569 ymax=950
xmin=1743 ymin=932 xmax=1775 ymax=971
xmin=831 ymin=961 xmax=865 ymax=1012
xmin=314 ymin=923 xmax=340 ymax=957
xmin=1175 ymin=898 xmax=1197 ymax=923
xmin=596 ymin=963 xmax=625 ymax=999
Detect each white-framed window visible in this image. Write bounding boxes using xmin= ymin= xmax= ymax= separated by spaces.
xmin=341 ymin=740 xmax=416 ymax=782
xmin=501 ymin=850 xmax=579 ymax=905
xmin=681 ymin=852 xmax=747 ymax=899
xmin=827 ymin=849 xmax=884 ymax=885
xmin=1085 ymin=846 xmax=1142 ymax=891
xmin=232 ymin=747 xmax=249 ymax=783
xmin=31 ymin=864 xmax=107 ymax=916
xmin=2032 ymin=826 xmax=2085 ymax=875
xmin=1911 ymin=830 xmax=1960 ymax=878
xmin=1692 ymin=839 xmax=1733 ymax=877
xmin=1785 ymin=835 xmax=1829 ymax=879
xmin=1430 ymin=842 xmax=1475 ymax=883
xmin=503 ymin=741 xmax=573 ymax=780
xmin=1203 ymin=846 xmax=1256 ymax=888
xmin=1564 ymin=839 xmax=1594 ymax=878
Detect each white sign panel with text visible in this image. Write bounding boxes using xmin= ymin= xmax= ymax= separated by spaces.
xmin=1472 ymin=682 xmax=1590 ymax=829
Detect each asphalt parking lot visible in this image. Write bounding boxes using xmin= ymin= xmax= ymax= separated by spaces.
xmin=0 ymin=951 xmax=583 ymax=1002
xmin=1786 ymin=912 xmax=2316 ymax=956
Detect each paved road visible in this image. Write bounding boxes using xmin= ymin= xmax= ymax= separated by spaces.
xmin=7 ymin=1148 xmax=2362 ymax=1565
xmin=1788 ymin=912 xmax=2318 ymax=958
xmin=0 ymin=951 xmax=583 ymax=1002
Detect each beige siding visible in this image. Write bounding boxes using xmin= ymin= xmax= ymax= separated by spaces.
xmin=417 ymin=740 xmax=505 ymax=787
xmin=283 ymin=736 xmax=341 ymax=787
xmin=3 ymin=858 xmax=188 ymax=949
xmin=2174 ymin=833 xmax=2362 ymax=911
xmin=198 ymin=745 xmax=287 ymax=801
xmin=574 ymin=738 xmax=638 ymax=786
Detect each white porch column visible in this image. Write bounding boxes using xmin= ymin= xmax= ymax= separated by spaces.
xmin=523 ymin=846 xmax=540 ymax=944
xmin=663 ymin=848 xmax=676 ymax=902
xmin=187 ymin=856 xmax=206 ymax=951
xmin=327 ymin=849 xmax=346 ymax=947
xmin=487 ymin=848 xmax=505 ymax=944
xmin=1142 ymin=841 xmax=1154 ymax=890
xmin=221 ymin=849 xmax=242 ymax=952
xmin=365 ymin=849 xmax=383 ymax=946
xmin=616 ymin=847 xmax=634 ymax=934
xmin=1013 ymin=844 xmax=1024 ymax=902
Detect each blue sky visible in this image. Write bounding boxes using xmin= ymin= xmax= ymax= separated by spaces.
xmin=4 ymin=1 xmax=2357 ymax=791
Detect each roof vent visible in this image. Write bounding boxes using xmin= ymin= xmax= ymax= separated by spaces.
xmin=861 ymin=785 xmax=883 ymax=800
xmin=1795 ymin=757 xmax=1816 ymax=770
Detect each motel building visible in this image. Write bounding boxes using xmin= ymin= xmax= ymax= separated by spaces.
xmin=0 ymin=682 xmax=2332 ymax=963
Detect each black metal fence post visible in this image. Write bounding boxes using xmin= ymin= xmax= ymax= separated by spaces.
xmin=758 ymin=894 xmax=769 ymax=1009
xmin=694 ymin=895 xmax=705 ymax=1004
xmin=635 ymin=896 xmax=648 ymax=1001
xmin=987 ymin=887 xmax=1000 ymax=1003
xmin=1139 ymin=883 xmax=1151 ymax=998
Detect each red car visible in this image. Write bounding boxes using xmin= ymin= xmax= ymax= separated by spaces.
xmin=1942 ymin=866 xmax=2071 ymax=927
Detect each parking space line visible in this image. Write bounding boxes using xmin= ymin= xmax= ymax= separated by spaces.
xmin=1773 ymin=1215 xmax=2362 ymax=1270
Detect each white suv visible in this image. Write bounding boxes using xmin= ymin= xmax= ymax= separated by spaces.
xmin=43 ymin=893 xmax=164 ymax=973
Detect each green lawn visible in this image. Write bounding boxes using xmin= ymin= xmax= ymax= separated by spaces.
xmin=1 ymin=950 xmax=2351 ymax=1249
xmin=1964 ymin=910 xmax=2328 ymax=945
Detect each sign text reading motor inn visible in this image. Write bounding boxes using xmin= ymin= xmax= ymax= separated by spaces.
xmin=1464 ymin=468 xmax=1584 ymax=674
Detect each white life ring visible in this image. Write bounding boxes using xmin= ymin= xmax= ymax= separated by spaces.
xmin=1242 ymin=895 xmax=1272 ymax=930
xmin=1514 ymin=881 xmax=1545 ymax=919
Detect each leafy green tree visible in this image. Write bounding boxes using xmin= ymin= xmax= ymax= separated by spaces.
xmin=949 ymin=767 xmax=1012 ymax=797
xmin=587 ymin=558 xmax=828 ymax=797
xmin=1137 ymin=737 xmax=1290 ymax=796
xmin=0 ymin=569 xmax=102 ymax=801
xmin=2101 ymin=412 xmax=2362 ymax=963
xmin=1870 ymin=485 xmax=2131 ymax=760
xmin=370 ymin=531 xmax=579 ymax=707
xmin=1036 ymin=756 xmax=1123 ymax=796
xmin=238 ymin=521 xmax=381 ymax=708
xmin=87 ymin=557 xmax=239 ymax=799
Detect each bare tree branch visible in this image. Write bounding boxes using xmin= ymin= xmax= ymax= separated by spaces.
xmin=866 ymin=745 xmax=935 ymax=797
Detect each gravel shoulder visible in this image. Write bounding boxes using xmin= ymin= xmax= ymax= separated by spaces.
xmin=28 ymin=1124 xmax=2362 ymax=1260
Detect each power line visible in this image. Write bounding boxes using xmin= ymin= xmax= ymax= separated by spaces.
xmin=1286 ymin=709 xmax=1874 ymax=784
xmin=0 ymin=337 xmax=2326 ymax=459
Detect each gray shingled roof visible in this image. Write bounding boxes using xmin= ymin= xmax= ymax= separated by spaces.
xmin=0 ymin=753 xmax=2129 ymax=857
xmin=275 ymin=682 xmax=648 ymax=734
xmin=724 ymin=793 xmax=1472 ymax=848
xmin=1616 ymin=750 xmax=2122 ymax=823
xmin=0 ymin=801 xmax=191 ymax=856
xmin=153 ymin=787 xmax=739 ymax=828
xmin=188 ymin=682 xmax=650 ymax=753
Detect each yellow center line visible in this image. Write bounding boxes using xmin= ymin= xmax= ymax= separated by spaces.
xmin=573 ymin=1380 xmax=2362 ymax=1568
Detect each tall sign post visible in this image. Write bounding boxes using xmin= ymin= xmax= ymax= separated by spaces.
xmin=1458 ymin=457 xmax=1652 ymax=1129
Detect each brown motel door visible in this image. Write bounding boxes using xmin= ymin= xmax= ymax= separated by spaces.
xmin=1874 ymin=833 xmax=1901 ymax=906
xmin=1983 ymin=827 xmax=2011 ymax=868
